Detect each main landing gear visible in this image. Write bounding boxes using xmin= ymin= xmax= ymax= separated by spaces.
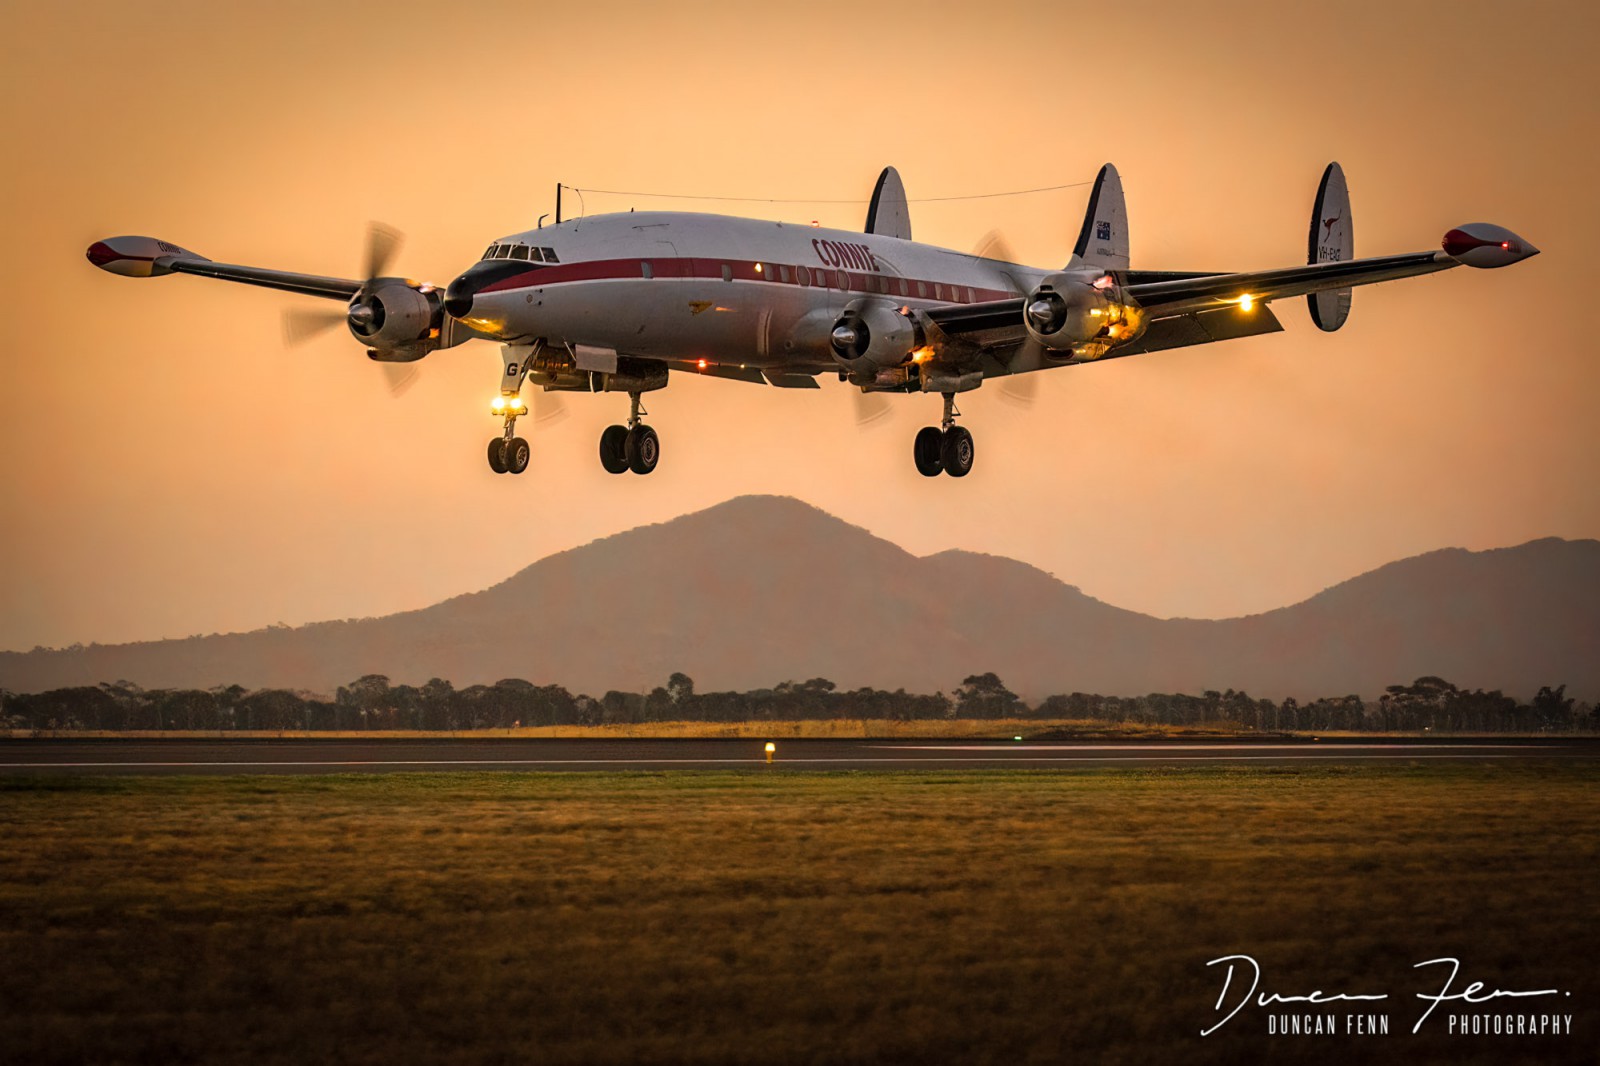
xmin=913 ymin=392 xmax=974 ymax=478
xmin=599 ymin=392 xmax=659 ymax=475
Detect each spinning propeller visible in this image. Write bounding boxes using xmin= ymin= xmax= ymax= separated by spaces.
xmin=280 ymin=222 xmax=431 ymax=397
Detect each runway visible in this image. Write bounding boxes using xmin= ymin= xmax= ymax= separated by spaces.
xmin=1 ymin=737 xmax=1594 ymax=775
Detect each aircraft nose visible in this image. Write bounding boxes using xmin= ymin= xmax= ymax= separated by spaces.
xmin=443 ymin=274 xmax=475 ymax=318
xmin=444 ymin=258 xmax=538 ymax=319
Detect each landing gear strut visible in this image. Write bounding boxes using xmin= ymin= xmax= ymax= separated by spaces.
xmin=913 ymin=392 xmax=974 ymax=478
xmin=487 ymin=343 xmax=535 ymax=475
xmin=600 ymin=391 xmax=660 ymax=476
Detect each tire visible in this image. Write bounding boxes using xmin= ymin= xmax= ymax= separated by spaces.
xmin=625 ymin=424 xmax=660 ymax=475
xmin=913 ymin=426 xmax=944 ymax=477
xmin=487 ymin=437 xmax=508 ymax=474
xmin=940 ymin=426 xmax=974 ymax=478
xmin=599 ymin=425 xmax=630 ymax=474
xmin=505 ymin=436 xmax=531 ymax=475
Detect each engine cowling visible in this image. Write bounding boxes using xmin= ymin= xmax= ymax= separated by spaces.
xmin=1023 ymin=272 xmax=1145 ymax=359
xmin=351 ymin=280 xmax=444 ymax=359
xmin=1023 ymin=274 xmax=1113 ymax=350
xmin=829 ymin=302 xmax=923 ymax=374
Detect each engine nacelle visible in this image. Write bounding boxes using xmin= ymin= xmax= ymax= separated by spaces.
xmin=1023 ymin=274 xmax=1112 ymax=350
xmin=350 ymin=280 xmax=443 ymax=357
xmin=829 ymin=302 xmax=923 ymax=374
xmin=1023 ymin=272 xmax=1145 ymax=359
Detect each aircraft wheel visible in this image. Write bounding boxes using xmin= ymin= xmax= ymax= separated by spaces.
xmin=487 ymin=437 xmax=508 ymax=474
xmin=940 ymin=426 xmax=974 ymax=478
xmin=625 ymin=424 xmax=660 ymax=475
xmin=504 ymin=436 xmax=531 ymax=475
xmin=913 ymin=427 xmax=944 ymax=477
xmin=599 ymin=425 xmax=630 ymax=474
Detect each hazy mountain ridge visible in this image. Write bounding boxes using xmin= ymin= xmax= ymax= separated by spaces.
xmin=2 ymin=496 xmax=1595 ymax=699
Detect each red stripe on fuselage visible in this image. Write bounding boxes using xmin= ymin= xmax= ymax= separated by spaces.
xmin=476 ymin=256 xmax=1019 ymax=304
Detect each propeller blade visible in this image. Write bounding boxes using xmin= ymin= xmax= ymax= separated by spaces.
xmin=381 ymin=361 xmax=422 ymax=398
xmin=971 ymin=229 xmax=1019 ymax=264
xmin=532 ymin=388 xmax=568 ymax=425
xmin=281 ymin=307 xmax=347 ymax=347
xmin=997 ymin=370 xmax=1038 ymax=409
xmin=365 ymin=221 xmax=403 ymax=280
xmin=854 ymin=388 xmax=892 ymax=428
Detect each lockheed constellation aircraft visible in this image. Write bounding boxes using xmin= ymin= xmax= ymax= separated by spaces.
xmin=87 ymin=163 xmax=1537 ymax=478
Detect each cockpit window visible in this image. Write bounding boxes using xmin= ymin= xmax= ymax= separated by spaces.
xmin=494 ymin=245 xmax=513 ymax=259
xmin=541 ymin=247 xmax=559 ymax=263
xmin=528 ymin=246 xmax=545 ymax=263
xmin=483 ymin=245 xmax=498 ymax=259
xmin=510 ymin=246 xmax=530 ymax=261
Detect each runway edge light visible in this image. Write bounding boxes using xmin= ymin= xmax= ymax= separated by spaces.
xmin=764 ymin=741 xmax=776 ymax=765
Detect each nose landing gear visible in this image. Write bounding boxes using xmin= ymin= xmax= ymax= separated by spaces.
xmin=600 ymin=392 xmax=660 ymax=476
xmin=913 ymin=392 xmax=974 ymax=478
xmin=487 ymin=343 xmax=533 ymax=475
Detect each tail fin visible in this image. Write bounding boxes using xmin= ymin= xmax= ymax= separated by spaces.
xmin=1308 ymin=162 xmax=1353 ymax=331
xmin=1072 ymin=164 xmax=1129 ymax=271
xmin=864 ymin=167 xmax=912 ymax=241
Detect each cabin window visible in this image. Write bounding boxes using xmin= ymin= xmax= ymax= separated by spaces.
xmin=837 ymin=269 xmax=849 ymax=290
xmin=641 ymin=261 xmax=654 ymax=279
xmin=813 ymin=268 xmax=827 ymax=287
xmin=934 ymin=284 xmax=944 ymax=300
xmin=529 ymin=247 xmax=545 ymax=262
xmin=898 ymin=278 xmax=908 ymax=296
xmin=797 ymin=266 xmax=810 ymax=287
xmin=542 ymin=247 xmax=559 ymax=262
xmin=722 ymin=264 xmax=733 ymax=282
xmin=780 ymin=265 xmax=792 ymax=283
xmin=510 ymin=246 xmax=530 ymax=261
xmin=967 ymin=286 xmax=977 ymax=302
xmin=916 ymin=281 xmax=927 ymax=298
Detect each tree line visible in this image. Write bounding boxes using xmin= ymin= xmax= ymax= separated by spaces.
xmin=0 ymin=672 xmax=1593 ymax=733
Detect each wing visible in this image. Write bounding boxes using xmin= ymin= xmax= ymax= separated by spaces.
xmin=927 ymin=242 xmax=1524 ymax=376
xmin=87 ymin=236 xmax=363 ymax=301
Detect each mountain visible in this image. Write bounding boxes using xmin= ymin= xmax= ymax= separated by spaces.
xmin=2 ymin=496 xmax=1596 ymax=700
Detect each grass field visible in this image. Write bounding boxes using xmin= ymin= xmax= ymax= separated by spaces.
xmin=1 ymin=764 xmax=1595 ymax=1064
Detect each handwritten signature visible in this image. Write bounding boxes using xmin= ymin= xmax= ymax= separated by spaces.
xmin=1202 ymin=954 xmax=1566 ymax=1036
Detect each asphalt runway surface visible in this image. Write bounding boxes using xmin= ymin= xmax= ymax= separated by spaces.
xmin=0 ymin=737 xmax=1594 ymax=775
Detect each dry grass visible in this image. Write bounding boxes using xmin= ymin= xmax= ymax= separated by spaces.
xmin=0 ymin=765 xmax=1595 ymax=1064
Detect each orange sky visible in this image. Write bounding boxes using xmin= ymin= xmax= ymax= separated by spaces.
xmin=2 ymin=0 xmax=1597 ymax=652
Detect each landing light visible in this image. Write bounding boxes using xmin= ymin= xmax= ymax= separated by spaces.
xmin=1239 ymin=293 xmax=1255 ymax=312
xmin=491 ymin=396 xmax=506 ymax=411
xmin=754 ymin=263 xmax=764 ymax=273
xmin=697 ymin=358 xmax=709 ymax=370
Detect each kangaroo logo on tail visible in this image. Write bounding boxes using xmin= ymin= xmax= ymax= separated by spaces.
xmin=1322 ymin=214 xmax=1341 ymax=240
